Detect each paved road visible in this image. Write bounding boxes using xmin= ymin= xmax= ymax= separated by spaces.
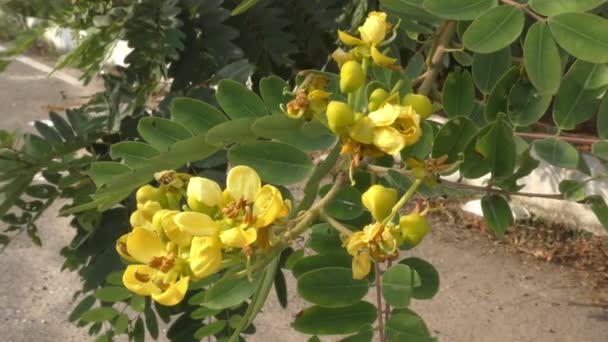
xmin=1 ymin=54 xmax=607 ymax=342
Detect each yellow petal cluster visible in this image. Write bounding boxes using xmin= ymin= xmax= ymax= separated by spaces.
xmin=286 ymin=74 xmax=331 ymax=120
xmin=343 ymin=184 xmax=429 ymax=279
xmin=117 ymin=166 xmax=290 ymax=306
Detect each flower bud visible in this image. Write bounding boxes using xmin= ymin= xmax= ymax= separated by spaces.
xmin=361 ymin=184 xmax=398 ymax=221
xmin=340 ymin=61 xmax=365 ymax=93
xmin=399 ymin=213 xmax=429 ymax=247
xmin=136 ymin=185 xmax=167 ymax=207
xmin=402 ymin=93 xmax=433 ymax=120
xmin=326 ymin=101 xmax=355 ymax=133
xmin=367 ymin=88 xmax=389 ymax=112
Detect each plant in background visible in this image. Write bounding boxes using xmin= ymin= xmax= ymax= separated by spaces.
xmin=2 ymin=0 xmax=608 ymax=341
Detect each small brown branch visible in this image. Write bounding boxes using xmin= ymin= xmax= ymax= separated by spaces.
xmin=319 ymin=210 xmax=353 ymax=236
xmin=515 ymin=132 xmax=601 ymax=146
xmin=375 ymin=262 xmax=386 ymax=342
xmin=384 ymin=260 xmax=392 ymax=322
xmin=417 ymin=21 xmax=455 ymax=96
xmin=501 ymin=0 xmax=545 ymax=21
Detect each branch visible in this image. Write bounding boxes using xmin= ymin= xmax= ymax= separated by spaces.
xmin=319 ymin=210 xmax=353 ymax=236
xmin=500 ymin=0 xmax=545 ymax=22
xmin=417 ymin=21 xmax=455 ymax=96
xmin=375 ymin=263 xmax=386 ymax=342
xmin=515 ymin=132 xmax=601 ymax=146
xmin=366 ymin=164 xmax=564 ymax=200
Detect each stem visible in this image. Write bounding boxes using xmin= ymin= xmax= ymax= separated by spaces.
xmin=418 ymin=22 xmax=455 ymax=96
xmin=353 ymin=57 xmax=370 ymax=112
xmin=366 ymin=164 xmax=565 ymax=200
xmin=382 ymin=179 xmax=423 ymax=225
xmin=384 ymin=259 xmax=392 ymax=322
xmin=319 ymin=210 xmax=353 ymax=236
xmin=375 ymin=262 xmax=386 ymax=342
xmin=515 ymin=132 xmax=600 ymax=145
xmin=500 ymin=0 xmax=545 ymax=21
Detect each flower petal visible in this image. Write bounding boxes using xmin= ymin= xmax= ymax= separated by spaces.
xmin=253 ymin=185 xmax=285 ymax=228
xmin=160 ymin=211 xmax=193 ymax=247
xmin=349 ymin=116 xmax=375 ymax=144
xmin=361 ymin=184 xmax=398 ymax=221
xmin=373 ymin=126 xmax=406 ymax=155
xmin=352 ymin=251 xmax=371 ymax=280
xmin=126 ymin=227 xmax=166 ymax=264
xmin=123 ymin=264 xmax=162 ymax=296
xmin=174 ymin=211 xmax=219 ymax=237
xmin=227 ymin=166 xmax=261 ymax=202
xmin=371 ymin=46 xmax=397 ymax=67
xmin=220 ymin=226 xmax=257 ymax=249
xmin=152 ymin=276 xmax=189 ymax=306
xmin=358 ymin=11 xmax=388 ymax=45
xmin=368 ymin=103 xmax=399 ymax=126
xmin=187 ymin=177 xmax=222 ymax=207
xmin=189 ymin=236 xmax=223 ymax=279
xmin=338 ymin=30 xmax=364 ymax=46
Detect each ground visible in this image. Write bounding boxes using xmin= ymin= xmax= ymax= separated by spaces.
xmin=1 ymin=53 xmax=607 ymax=342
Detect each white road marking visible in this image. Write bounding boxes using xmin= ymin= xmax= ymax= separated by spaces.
xmin=0 ymin=44 xmax=82 ymax=86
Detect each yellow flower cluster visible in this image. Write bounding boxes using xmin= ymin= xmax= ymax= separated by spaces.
xmin=333 ymin=11 xmax=397 ymax=68
xmin=344 ymin=184 xmax=429 ymax=279
xmin=286 ymin=74 xmax=331 ymax=120
xmin=116 ymin=166 xmax=290 ymax=306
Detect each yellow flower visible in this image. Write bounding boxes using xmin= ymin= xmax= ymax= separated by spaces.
xmin=125 ymin=227 xmax=167 ymax=264
xmin=173 ymin=211 xmax=220 ymax=237
xmin=130 ymin=200 xmax=163 ymax=230
xmin=220 ymin=225 xmax=258 ymax=249
xmin=331 ymin=48 xmax=354 ymax=67
xmin=226 ymin=166 xmax=261 ymax=203
xmin=359 ymin=11 xmax=389 ymax=46
xmin=122 ymin=265 xmax=189 ymax=306
xmin=327 ymin=101 xmax=355 ymax=134
xmin=344 ymin=231 xmax=371 ymax=280
xmin=361 ymin=185 xmax=397 ymax=221
xmin=189 ymin=236 xmax=223 ymax=279
xmin=286 ymin=89 xmax=331 ymax=120
xmin=371 ymin=46 xmax=397 ymax=66
xmin=253 ymin=185 xmax=289 ymax=228
xmin=136 ymin=185 xmax=167 ymax=207
xmin=187 ymin=177 xmax=222 ymax=212
xmin=366 ymin=103 xmax=422 ymax=154
xmin=155 ymin=210 xmax=192 ymax=248
xmin=116 ymin=233 xmax=137 ymax=262
xmin=402 ymin=93 xmax=433 ymax=120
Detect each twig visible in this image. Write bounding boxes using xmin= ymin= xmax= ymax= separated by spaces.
xmin=418 ymin=21 xmax=455 ymax=96
xmin=384 ymin=260 xmax=392 ymax=322
xmin=500 ymin=0 xmax=545 ymax=21
xmin=375 ymin=262 xmax=386 ymax=342
xmin=319 ymin=210 xmax=353 ymax=236
xmin=515 ymin=132 xmax=601 ymax=145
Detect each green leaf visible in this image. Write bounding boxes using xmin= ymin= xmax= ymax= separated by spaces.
xmin=34 ymin=121 xmax=63 ymax=146
xmin=94 ymin=286 xmax=131 ymax=302
xmin=216 ymin=80 xmax=268 ymax=119
xmin=382 ymin=264 xmax=415 ymax=308
xmin=274 ymin=268 xmax=288 ymax=308
xmin=292 ymin=254 xmax=353 ymax=279
xmin=548 ymin=13 xmax=608 ymax=64
xmin=22 ymin=134 xmax=52 ymax=158
xmin=113 ymin=314 xmax=129 ymax=335
xmin=188 ymin=290 xmax=207 ymax=305
xmin=472 ymin=47 xmax=511 ymax=94
xmin=194 ymin=321 xmax=227 ymax=339
xmin=259 ymin=76 xmax=290 ymax=116
xmin=533 ymin=138 xmax=579 ymax=169
xmin=191 ymin=307 xmax=222 ymax=320
xmin=507 ymin=80 xmax=552 ymax=126
xmin=481 ymin=194 xmax=513 ymax=236
xmin=69 ymin=295 xmax=96 ymax=322
xmin=171 ymin=98 xmax=227 ymax=133
xmin=105 ymin=271 xmax=123 ymax=286
xmin=144 ymin=303 xmax=159 ymax=339
xmin=87 ymin=162 xmax=132 ymax=187
xmin=523 ymin=22 xmax=562 ymax=95
xmin=306 ymin=223 xmax=347 ymax=255
xmin=252 ymin=115 xmax=336 ymax=151
xmin=130 ymin=295 xmax=146 ymax=313
xmin=228 ymin=141 xmax=313 ymax=185
xmin=80 ymin=307 xmax=119 ymax=323
xmin=423 ymin=0 xmax=495 ymax=20
xmin=585 ymin=195 xmax=608 ymax=231
xmin=432 ymin=116 xmax=478 ymax=163
xmin=558 ymin=180 xmax=586 ymax=201
xmin=285 ymin=249 xmax=305 ymax=270
xmin=598 ymin=94 xmax=608 ymax=139
xmin=442 ymin=69 xmax=475 ymax=118
xmin=293 ymin=301 xmax=377 ymax=335
xmin=592 ymin=141 xmax=608 ymax=161
xmin=205 ymin=117 xmax=257 ymax=146
xmin=530 ymin=0 xmax=607 ymax=16
xmin=475 ymin=115 xmax=516 ymax=179
xmin=110 ymin=142 xmax=160 ymax=168
xmin=399 ymin=257 xmax=440 ymax=299
xmin=137 ymin=117 xmax=193 ymax=151
xmin=385 ymin=309 xmax=434 ymax=342
xmin=297 ymin=267 xmax=369 ymax=308
xmin=553 ymin=60 xmax=608 ymax=130
xmin=485 ymin=66 xmax=519 ymax=122
xmin=49 ymin=112 xmax=75 ymax=141
xmin=339 ymin=326 xmax=374 ymax=342
xmin=320 ymin=185 xmax=364 ymax=220
xmin=463 ymin=5 xmax=524 ymax=53
xmin=452 ymin=50 xmax=473 ymax=66
xmin=231 ymin=0 xmax=260 ymax=15
xmin=204 ymin=274 xmax=262 ymax=309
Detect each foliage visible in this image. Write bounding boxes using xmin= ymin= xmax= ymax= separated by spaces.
xmin=1 ymin=0 xmax=608 ymax=341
